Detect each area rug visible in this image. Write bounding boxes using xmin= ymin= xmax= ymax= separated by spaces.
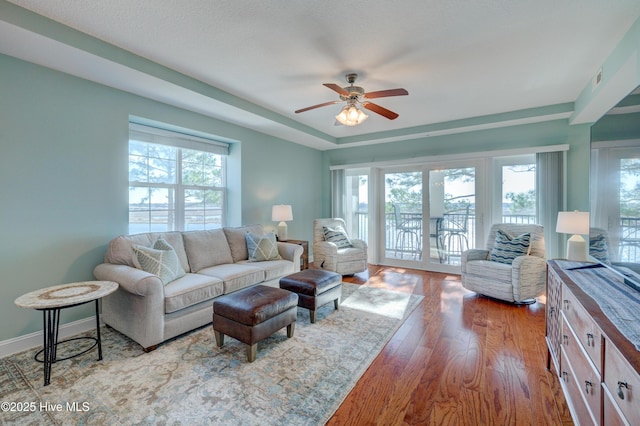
xmin=0 ymin=283 xmax=423 ymax=426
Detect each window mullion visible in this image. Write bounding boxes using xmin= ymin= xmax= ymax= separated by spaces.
xmin=175 ymin=148 xmax=185 ymax=231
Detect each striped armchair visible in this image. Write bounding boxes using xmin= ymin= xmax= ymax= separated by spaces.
xmin=461 ymin=223 xmax=546 ymax=303
xmin=313 ymin=218 xmax=368 ymax=275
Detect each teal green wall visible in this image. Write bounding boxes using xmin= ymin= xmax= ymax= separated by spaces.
xmin=0 ymin=54 xmax=322 ymax=342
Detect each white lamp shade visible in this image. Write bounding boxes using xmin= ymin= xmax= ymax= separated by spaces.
xmin=555 ymin=211 xmax=589 ymax=235
xmin=556 ymin=211 xmax=589 ymax=261
xmin=271 ymin=204 xmax=293 ymax=222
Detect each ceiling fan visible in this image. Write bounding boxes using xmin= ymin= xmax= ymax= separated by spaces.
xmin=295 ymin=73 xmax=408 ymax=125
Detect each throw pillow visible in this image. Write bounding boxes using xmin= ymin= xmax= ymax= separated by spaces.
xmin=245 ymin=231 xmax=281 ymax=262
xmin=489 ymin=229 xmax=532 ymax=265
xmin=323 ymin=225 xmax=352 ymax=248
xmin=133 ymin=238 xmax=186 ymax=285
xmin=589 ymin=234 xmax=611 ymax=265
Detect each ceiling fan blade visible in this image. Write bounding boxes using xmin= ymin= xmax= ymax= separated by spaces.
xmin=323 ymin=83 xmax=350 ymax=96
xmin=364 ymin=88 xmax=408 ymax=99
xmin=362 ymin=102 xmax=399 ymax=120
xmin=295 ymin=100 xmax=340 ymax=114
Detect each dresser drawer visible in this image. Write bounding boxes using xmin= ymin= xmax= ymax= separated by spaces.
xmin=603 ymin=384 xmax=631 ymax=426
xmin=561 ymin=347 xmax=597 ymax=426
xmin=562 ymin=316 xmax=602 ymax=423
xmin=604 ymin=341 xmax=640 ymax=425
xmin=562 ymin=285 xmax=603 ymax=373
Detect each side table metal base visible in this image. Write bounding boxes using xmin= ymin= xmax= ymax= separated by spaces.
xmin=37 ymin=299 xmax=103 ymax=386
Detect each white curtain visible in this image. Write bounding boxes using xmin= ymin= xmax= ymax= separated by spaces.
xmin=331 ymin=169 xmax=345 ymax=218
xmin=537 ymin=151 xmax=564 ymax=259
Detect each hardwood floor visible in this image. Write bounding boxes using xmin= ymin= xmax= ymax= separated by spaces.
xmin=326 ymin=265 xmax=573 ymax=426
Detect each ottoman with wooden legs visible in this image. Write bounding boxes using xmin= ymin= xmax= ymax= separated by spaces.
xmin=279 ymin=269 xmax=342 ymax=323
xmin=212 ymin=285 xmax=298 ymax=362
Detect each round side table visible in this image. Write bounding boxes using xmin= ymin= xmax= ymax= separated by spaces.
xmin=15 ymin=281 xmax=118 ymax=386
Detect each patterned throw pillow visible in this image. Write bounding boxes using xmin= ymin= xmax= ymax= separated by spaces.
xmin=489 ymin=229 xmax=532 ymax=265
xmin=589 ymin=234 xmax=611 ymax=265
xmin=323 ymin=225 xmax=353 ymax=248
xmin=133 ymin=238 xmax=186 ymax=285
xmin=245 ymin=231 xmax=281 ymax=262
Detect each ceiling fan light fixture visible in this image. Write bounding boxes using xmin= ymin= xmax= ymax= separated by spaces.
xmin=336 ymin=104 xmax=368 ymax=126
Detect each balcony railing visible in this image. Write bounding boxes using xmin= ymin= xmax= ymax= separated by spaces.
xmin=351 ymin=211 xmax=640 ymax=263
xmin=351 ymin=211 xmax=536 ymax=255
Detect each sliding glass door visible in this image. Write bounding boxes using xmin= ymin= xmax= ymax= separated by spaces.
xmin=381 ymin=163 xmax=477 ymax=272
xmin=383 ymin=170 xmax=424 ymax=262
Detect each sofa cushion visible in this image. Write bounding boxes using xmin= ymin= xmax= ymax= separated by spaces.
xmin=223 ymin=225 xmax=264 ymax=263
xmin=163 ymin=273 xmax=224 ymax=314
xmin=237 ymin=259 xmax=295 ymax=281
xmin=105 ymin=232 xmax=189 ymax=271
xmin=182 ymin=229 xmax=233 ymax=272
xmin=246 ymin=231 xmax=281 ymax=261
xmin=133 ymin=238 xmax=186 ymax=285
xmin=466 ymin=259 xmax=512 ymax=283
xmin=198 ymin=263 xmax=265 ymax=294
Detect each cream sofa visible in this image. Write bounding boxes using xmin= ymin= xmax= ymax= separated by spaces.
xmin=93 ymin=225 xmax=302 ymax=351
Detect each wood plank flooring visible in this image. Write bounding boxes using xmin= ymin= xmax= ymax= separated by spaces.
xmin=326 ymin=265 xmax=573 ymax=426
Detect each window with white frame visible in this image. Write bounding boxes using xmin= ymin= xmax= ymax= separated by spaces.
xmin=128 ymin=123 xmax=228 ymax=233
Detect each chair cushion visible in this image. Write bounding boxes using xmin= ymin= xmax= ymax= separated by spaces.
xmin=323 ymin=225 xmax=352 ymax=248
xmin=489 ymin=229 xmax=531 ymax=264
xmin=132 ymin=238 xmax=186 ymax=285
xmin=337 ymin=246 xmax=366 ymax=262
xmin=466 ymin=259 xmax=513 ymax=283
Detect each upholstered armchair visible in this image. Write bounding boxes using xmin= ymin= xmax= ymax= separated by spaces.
xmin=461 ymin=223 xmax=546 ymax=303
xmin=313 ymin=218 xmax=368 ymax=275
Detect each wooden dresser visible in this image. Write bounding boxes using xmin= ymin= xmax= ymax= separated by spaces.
xmin=546 ymin=260 xmax=640 ymax=425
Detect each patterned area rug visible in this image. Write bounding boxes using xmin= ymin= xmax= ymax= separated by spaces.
xmin=0 ymin=283 xmax=423 ymax=425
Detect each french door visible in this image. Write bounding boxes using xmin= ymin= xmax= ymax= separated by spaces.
xmin=380 ymin=162 xmax=479 ymax=273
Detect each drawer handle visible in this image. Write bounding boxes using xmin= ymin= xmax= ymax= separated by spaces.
xmin=586 ymin=333 xmax=594 ymax=346
xmin=563 ymin=334 xmax=569 ymax=345
xmin=562 ymin=371 xmax=568 ymax=383
xmin=585 ymin=380 xmax=593 ymax=394
xmin=617 ymin=381 xmax=628 ymax=400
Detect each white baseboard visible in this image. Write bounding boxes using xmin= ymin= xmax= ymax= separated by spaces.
xmin=0 ymin=316 xmax=98 ymax=359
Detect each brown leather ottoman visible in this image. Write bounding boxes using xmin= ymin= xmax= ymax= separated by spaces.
xmin=212 ymin=285 xmax=298 ymax=362
xmin=279 ymin=269 xmax=342 ymax=323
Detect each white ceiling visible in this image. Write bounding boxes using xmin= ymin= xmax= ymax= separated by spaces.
xmin=4 ymin=0 xmax=640 ymax=150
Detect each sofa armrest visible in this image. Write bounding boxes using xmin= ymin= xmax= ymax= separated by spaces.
xmin=277 ymin=242 xmax=303 ymax=269
xmin=93 ymin=263 xmax=164 ymax=297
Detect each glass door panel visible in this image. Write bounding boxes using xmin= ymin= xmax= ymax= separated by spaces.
xmin=383 ymin=171 xmax=423 ymax=261
xmin=431 ymin=167 xmax=476 ymax=266
xmin=344 ymin=170 xmax=369 ymax=243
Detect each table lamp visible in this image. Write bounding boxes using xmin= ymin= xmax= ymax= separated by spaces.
xmin=272 ymin=204 xmax=293 ymax=241
xmin=556 ymin=211 xmax=590 ymax=261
